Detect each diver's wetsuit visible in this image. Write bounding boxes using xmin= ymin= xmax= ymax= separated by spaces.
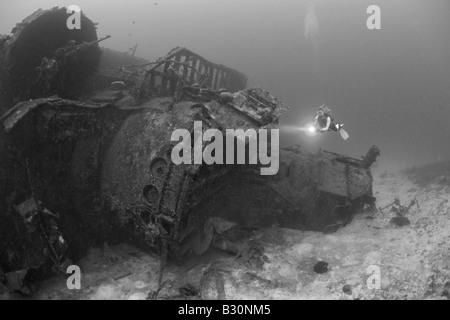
xmin=316 ymin=113 xmax=339 ymax=132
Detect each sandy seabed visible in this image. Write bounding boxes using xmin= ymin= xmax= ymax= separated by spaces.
xmin=27 ymin=173 xmax=450 ymax=300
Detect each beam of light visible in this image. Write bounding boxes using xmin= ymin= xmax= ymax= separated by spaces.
xmin=307 ymin=125 xmax=316 ymax=134
xmin=299 ymin=123 xmax=319 ymax=137
xmin=282 ymin=122 xmax=319 ymax=138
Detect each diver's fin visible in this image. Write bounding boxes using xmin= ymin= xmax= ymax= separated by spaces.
xmin=339 ymin=128 xmax=349 ymax=140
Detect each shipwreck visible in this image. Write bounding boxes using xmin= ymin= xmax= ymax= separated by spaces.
xmin=0 ymin=7 xmax=379 ymax=295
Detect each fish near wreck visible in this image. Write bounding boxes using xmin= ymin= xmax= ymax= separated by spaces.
xmin=0 ymin=9 xmax=379 ymax=293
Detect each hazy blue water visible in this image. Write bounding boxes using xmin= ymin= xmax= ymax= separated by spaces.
xmin=1 ymin=0 xmax=449 ymax=171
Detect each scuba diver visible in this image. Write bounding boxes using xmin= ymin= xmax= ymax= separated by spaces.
xmin=314 ymin=105 xmax=349 ymax=140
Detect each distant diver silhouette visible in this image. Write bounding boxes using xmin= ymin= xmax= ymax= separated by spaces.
xmin=304 ymin=0 xmax=320 ymax=75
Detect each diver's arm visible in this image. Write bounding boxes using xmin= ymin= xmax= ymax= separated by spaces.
xmin=314 ymin=115 xmax=320 ymax=131
xmin=322 ymin=117 xmax=331 ymax=131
